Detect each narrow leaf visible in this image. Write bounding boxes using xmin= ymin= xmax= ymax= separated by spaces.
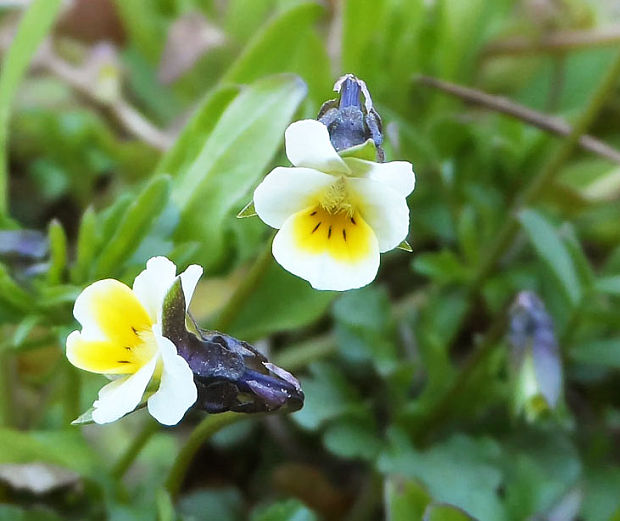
xmin=47 ymin=219 xmax=67 ymax=284
xmin=518 ymin=209 xmax=582 ymax=305
xmin=70 ymin=206 xmax=98 ymax=284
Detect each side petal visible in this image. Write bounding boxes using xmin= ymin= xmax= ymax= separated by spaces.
xmin=91 ymin=355 xmax=157 ymax=424
xmin=272 ymin=209 xmax=380 ymax=291
xmin=285 ymin=120 xmax=350 ymax=174
xmin=66 ymin=330 xmax=156 ymax=375
xmin=254 ymin=167 xmax=336 ymax=229
xmin=74 ymin=279 xmax=152 ymax=346
xmin=344 ymin=157 xmax=415 ymax=196
xmin=132 ymin=256 xmax=178 ymax=323
xmin=179 ymin=264 xmax=203 ymax=309
xmin=349 ymin=177 xmax=410 ymax=252
xmin=147 ymin=332 xmax=197 ymax=426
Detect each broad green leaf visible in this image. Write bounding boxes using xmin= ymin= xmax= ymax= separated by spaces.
xmin=178 ymin=488 xmax=244 ymax=521
xmin=518 ymin=209 xmax=582 ymax=306
xmin=222 ymin=2 xmax=329 ymax=103
xmin=251 ymin=499 xmax=317 ymax=521
xmin=385 ymin=477 xmax=432 ymax=521
xmin=423 ymin=504 xmax=478 ymax=521
xmin=0 ymin=505 xmax=64 ymax=521
xmin=0 ymin=0 xmax=63 ymax=215
xmin=378 ymin=431 xmax=505 ymax=521
xmin=155 ymin=85 xmax=241 ymax=177
xmin=570 ymin=338 xmax=620 ymax=368
xmin=413 ymin=250 xmax=471 ymax=285
xmin=225 ymin=262 xmax=334 ymax=341
xmin=323 ymin=419 xmax=381 ymax=461
xmin=0 ymin=428 xmax=98 ymax=476
xmin=47 ymin=219 xmax=67 ymax=284
xmin=70 ymin=206 xmax=98 ymax=284
xmin=93 ymin=175 xmax=171 ymax=278
xmin=594 ymin=275 xmax=620 ymax=296
xmin=172 ymin=74 xmax=306 ymax=270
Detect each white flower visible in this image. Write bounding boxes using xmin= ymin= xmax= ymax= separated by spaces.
xmin=66 ymin=257 xmax=202 ymax=425
xmin=253 ymin=119 xmax=415 ymax=291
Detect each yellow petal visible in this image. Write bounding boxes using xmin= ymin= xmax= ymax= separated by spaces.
xmin=292 ymin=206 xmax=373 ymax=262
xmin=66 ymin=330 xmax=158 ymax=374
xmin=74 ymin=279 xmax=153 ymax=347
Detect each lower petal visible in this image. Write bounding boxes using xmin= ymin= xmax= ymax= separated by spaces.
xmin=91 ymin=355 xmax=158 ymax=424
xmin=272 ymin=207 xmax=380 ymax=291
xmin=147 ymin=333 xmax=197 ymax=425
xmin=66 ymin=330 xmax=157 ymax=375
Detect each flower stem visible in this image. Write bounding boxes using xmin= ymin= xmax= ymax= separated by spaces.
xmin=112 ymin=419 xmax=160 ymax=479
xmin=213 ymin=233 xmax=275 ymax=332
xmin=164 ymin=412 xmax=244 ymax=499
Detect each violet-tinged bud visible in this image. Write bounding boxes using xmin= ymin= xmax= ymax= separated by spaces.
xmin=317 ymin=73 xmax=384 ymax=161
xmin=508 ymin=291 xmax=563 ymax=421
xmin=162 ymin=279 xmax=304 ymax=414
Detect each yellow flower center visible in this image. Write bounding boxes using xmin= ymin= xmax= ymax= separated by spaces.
xmin=292 ymin=178 xmax=374 ymax=262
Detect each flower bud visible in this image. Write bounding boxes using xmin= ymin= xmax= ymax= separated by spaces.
xmin=508 ymin=291 xmax=563 ymax=421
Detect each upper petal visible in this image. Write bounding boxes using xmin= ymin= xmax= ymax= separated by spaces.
xmin=147 ymin=331 xmax=197 ymax=426
xmin=179 ymin=264 xmax=203 ymax=309
xmin=73 ymin=279 xmax=152 ymax=345
xmin=254 ymin=167 xmax=336 ymax=229
xmin=132 ymin=257 xmax=177 ymax=323
xmin=344 ymin=157 xmax=415 ymax=196
xmin=349 ymin=177 xmax=410 ymax=252
xmin=272 ymin=207 xmax=380 ymax=291
xmin=285 ymin=120 xmax=350 ymax=174
xmin=91 ymin=355 xmax=157 ymax=424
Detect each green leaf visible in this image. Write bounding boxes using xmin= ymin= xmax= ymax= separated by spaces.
xmin=0 ymin=262 xmax=32 ymax=314
xmin=70 ymin=206 xmax=98 ymax=284
xmin=594 ymin=275 xmax=620 ymax=296
xmin=570 ymin=338 xmax=620 ymax=368
xmin=178 ymin=488 xmax=244 ymax=521
xmin=0 ymin=0 xmax=63 ymax=216
xmin=93 ymin=175 xmax=171 ymax=278
xmin=0 ymin=505 xmax=64 ymax=521
xmin=222 ymin=2 xmax=329 ymax=102
xmin=518 ymin=209 xmax=582 ymax=306
xmin=225 ymin=261 xmax=334 ymax=341
xmin=251 ymin=499 xmax=317 ymax=521
xmin=156 ymin=489 xmax=175 ymax=521
xmin=413 ymin=250 xmax=471 ymax=285
xmin=385 ymin=477 xmax=432 ymax=521
xmin=155 ymin=85 xmax=241 ymax=177
xmin=378 ymin=431 xmax=505 ymax=521
xmin=0 ymin=428 xmax=98 ymax=476
xmin=423 ymin=504 xmax=479 ymax=521
xmin=323 ymin=419 xmax=381 ymax=461
xmin=47 ymin=219 xmax=67 ymax=284
xmin=172 ymin=74 xmax=307 ymax=270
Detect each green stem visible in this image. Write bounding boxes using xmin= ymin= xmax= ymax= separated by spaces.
xmin=213 ymin=233 xmax=275 ymax=332
xmin=471 ymin=50 xmax=620 ymax=291
xmin=165 ymin=412 xmax=244 ymax=499
xmin=112 ymin=419 xmax=160 ymax=479
xmin=0 ymin=351 xmax=13 ymax=427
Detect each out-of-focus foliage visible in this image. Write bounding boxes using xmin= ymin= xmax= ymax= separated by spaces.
xmin=0 ymin=0 xmax=620 ymax=520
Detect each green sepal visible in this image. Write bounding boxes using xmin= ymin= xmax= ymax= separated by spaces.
xmin=71 ymin=407 xmax=95 ymax=425
xmin=161 ymin=277 xmax=188 ymax=346
xmin=338 ymin=138 xmax=378 ymax=161
xmin=237 ymin=201 xmax=257 ymax=218
xmin=397 ymin=240 xmax=413 ymax=252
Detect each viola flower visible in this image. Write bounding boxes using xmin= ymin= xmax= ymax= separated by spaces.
xmin=66 ymin=257 xmax=202 ymax=425
xmin=253 ymin=119 xmax=415 ymax=290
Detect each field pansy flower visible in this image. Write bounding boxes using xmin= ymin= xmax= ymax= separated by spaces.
xmin=253 ymin=119 xmax=415 ymax=291
xmin=66 ymin=257 xmax=202 ymax=425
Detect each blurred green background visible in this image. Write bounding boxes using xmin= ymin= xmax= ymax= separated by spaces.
xmin=1 ymin=0 xmax=620 ymax=519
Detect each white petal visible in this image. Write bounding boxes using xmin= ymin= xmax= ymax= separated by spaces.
xmin=285 ymin=120 xmax=350 ymax=174
xmin=344 ymin=158 xmax=415 ymax=196
xmin=272 ymin=213 xmax=380 ymax=291
xmin=253 ymin=167 xmax=335 ymax=228
xmin=179 ymin=264 xmax=203 ymax=309
xmin=147 ymin=332 xmax=197 ymax=426
xmin=132 ymin=256 xmax=178 ymax=323
xmin=349 ymin=177 xmax=410 ymax=252
xmin=91 ymin=355 xmax=157 ymax=424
